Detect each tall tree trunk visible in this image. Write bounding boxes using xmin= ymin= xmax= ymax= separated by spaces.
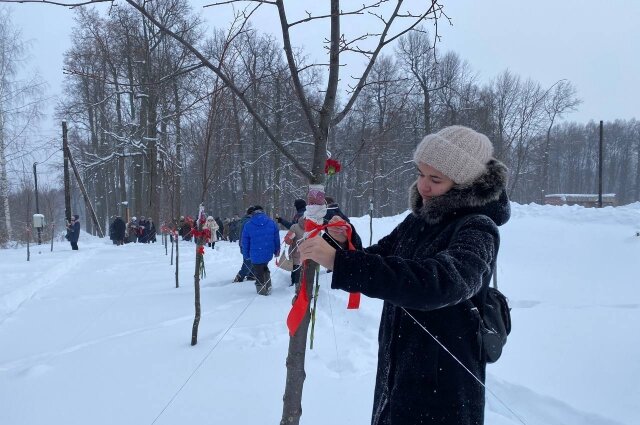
xmin=0 ymin=112 xmax=12 ymax=242
xmin=173 ymin=80 xmax=182 ymax=221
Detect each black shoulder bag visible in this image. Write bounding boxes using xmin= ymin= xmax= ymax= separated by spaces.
xmin=453 ymin=214 xmax=512 ymax=363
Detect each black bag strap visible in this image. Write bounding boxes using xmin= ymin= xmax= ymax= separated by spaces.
xmin=448 ymin=213 xmax=496 ymax=315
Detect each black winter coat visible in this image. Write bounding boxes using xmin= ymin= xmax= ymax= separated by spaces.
xmin=112 ymin=218 xmax=126 ymax=240
xmin=331 ymin=159 xmax=510 ymax=425
xmin=68 ymin=221 xmax=80 ymax=243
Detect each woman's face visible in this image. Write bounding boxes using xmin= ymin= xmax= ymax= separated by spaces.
xmin=416 ymin=162 xmax=455 ymax=201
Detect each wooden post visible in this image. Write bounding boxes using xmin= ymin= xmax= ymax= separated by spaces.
xmin=50 ymin=223 xmax=54 ymax=252
xmin=369 ymin=197 xmax=373 ymax=246
xmin=598 ymin=120 xmax=604 ymax=208
xmin=33 ymin=162 xmax=42 ymax=245
xmin=175 ymin=231 xmax=179 ymax=288
xmin=63 ymin=121 xmax=72 ymax=226
xmin=66 ymin=147 xmax=104 ymax=237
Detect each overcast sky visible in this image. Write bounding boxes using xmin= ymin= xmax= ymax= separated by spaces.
xmin=5 ymin=0 xmax=640 ymax=143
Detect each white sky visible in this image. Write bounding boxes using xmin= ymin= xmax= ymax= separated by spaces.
xmin=5 ymin=0 xmax=640 ymax=143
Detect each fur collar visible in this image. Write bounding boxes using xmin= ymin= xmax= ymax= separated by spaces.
xmin=409 ymin=159 xmax=509 ymax=225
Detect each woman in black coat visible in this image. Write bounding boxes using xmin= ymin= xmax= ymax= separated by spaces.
xmin=66 ymin=214 xmax=81 ymax=250
xmin=300 ymin=126 xmax=510 ymax=425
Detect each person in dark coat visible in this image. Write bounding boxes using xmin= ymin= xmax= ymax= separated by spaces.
xmin=112 ymin=216 xmax=126 ymax=246
xmin=137 ymin=216 xmax=148 ymax=243
xmin=66 ymin=214 xmax=81 ymax=250
xmin=277 ymin=198 xmax=306 ymax=229
xmin=148 ymin=218 xmax=157 ymax=243
xmin=241 ymin=205 xmax=280 ymax=295
xmin=108 ymin=218 xmax=116 ymax=244
xmin=300 ymin=125 xmax=511 ymax=425
xmin=180 ymin=217 xmax=193 ymax=241
xmin=214 ymin=217 xmax=224 ymax=240
xmin=127 ymin=217 xmax=138 ymax=244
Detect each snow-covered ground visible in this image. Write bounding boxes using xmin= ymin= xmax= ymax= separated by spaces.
xmin=1 ymin=203 xmax=639 ymax=425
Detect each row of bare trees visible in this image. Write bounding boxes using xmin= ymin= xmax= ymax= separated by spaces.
xmin=55 ymin=7 xmax=587 ymax=234
xmin=4 ymin=3 xmax=640 ymax=246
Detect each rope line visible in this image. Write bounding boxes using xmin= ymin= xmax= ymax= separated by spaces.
xmin=150 ymin=284 xmax=261 ymax=425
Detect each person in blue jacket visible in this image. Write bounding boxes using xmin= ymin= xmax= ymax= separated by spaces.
xmin=241 ymin=205 xmax=280 ymax=295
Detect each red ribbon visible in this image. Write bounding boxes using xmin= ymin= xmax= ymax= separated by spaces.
xmin=286 ymin=219 xmax=360 ymax=337
xmin=191 ymin=228 xmax=211 ymax=241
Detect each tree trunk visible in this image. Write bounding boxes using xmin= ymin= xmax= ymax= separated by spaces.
xmin=0 ymin=112 xmax=12 ymax=242
xmin=173 ymin=80 xmax=182 ymax=221
xmin=191 ymin=207 xmax=205 ymax=345
xmin=191 ymin=248 xmax=202 ymax=346
xmin=280 ymin=264 xmax=314 ymax=425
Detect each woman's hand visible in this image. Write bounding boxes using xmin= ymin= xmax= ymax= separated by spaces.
xmin=299 ymin=235 xmax=337 ymax=270
xmin=326 ymin=216 xmax=348 ymax=244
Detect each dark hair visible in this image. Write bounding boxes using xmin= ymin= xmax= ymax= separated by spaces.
xmin=253 ymin=205 xmax=264 ymax=212
xmin=325 ymin=196 xmax=335 ymax=205
xmin=246 ymin=206 xmax=256 ymax=215
xmin=294 ymin=198 xmax=307 ymax=210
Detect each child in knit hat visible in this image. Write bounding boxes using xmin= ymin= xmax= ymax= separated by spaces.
xmin=300 ymin=125 xmax=510 ymax=425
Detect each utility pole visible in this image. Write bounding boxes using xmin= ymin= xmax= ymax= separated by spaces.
xmin=63 ymin=121 xmax=72 ymax=225
xmin=67 ymin=147 xmax=105 ymax=238
xmin=33 ymin=162 xmax=42 ymax=244
xmin=598 ymin=120 xmax=604 ymax=208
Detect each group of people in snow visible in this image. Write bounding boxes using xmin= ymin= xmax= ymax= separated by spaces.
xmin=113 ymin=216 xmax=157 ymax=245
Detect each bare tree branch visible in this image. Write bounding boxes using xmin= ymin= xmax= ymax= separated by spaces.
xmin=332 ymin=0 xmax=442 ymax=126
xmin=124 ymin=0 xmax=313 ymax=180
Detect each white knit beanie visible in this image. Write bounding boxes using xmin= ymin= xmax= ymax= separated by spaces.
xmin=413 ymin=125 xmax=494 ymax=184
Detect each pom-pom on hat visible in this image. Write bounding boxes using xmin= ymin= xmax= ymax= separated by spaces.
xmin=413 ymin=125 xmax=494 ymax=184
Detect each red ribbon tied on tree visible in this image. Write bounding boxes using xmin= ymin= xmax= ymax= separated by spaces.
xmin=191 ymin=228 xmax=211 ymax=241
xmin=286 ymin=219 xmax=360 ymax=337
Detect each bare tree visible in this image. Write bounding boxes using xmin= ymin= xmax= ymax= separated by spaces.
xmin=540 ymin=79 xmax=580 ymax=202
xmin=0 ymin=6 xmax=46 ymax=245
xmin=396 ymin=27 xmax=443 ymax=135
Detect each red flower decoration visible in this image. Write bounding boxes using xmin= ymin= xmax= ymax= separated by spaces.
xmin=324 ymin=158 xmax=342 ymax=176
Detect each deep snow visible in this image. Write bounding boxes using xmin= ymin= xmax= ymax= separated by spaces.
xmin=1 ymin=202 xmax=639 ymax=425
